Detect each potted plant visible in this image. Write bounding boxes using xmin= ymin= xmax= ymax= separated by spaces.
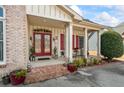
xmin=53 ymin=46 xmax=58 ymax=59
xmin=29 ymin=47 xmax=35 ymax=61
xmin=10 ymin=69 xmax=27 ymax=85
xmin=61 ymin=51 xmax=64 ymax=56
xmin=2 ymin=75 xmax=10 ymax=85
xmin=67 ymin=63 xmax=77 ymax=73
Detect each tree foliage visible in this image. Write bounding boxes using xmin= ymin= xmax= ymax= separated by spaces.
xmin=101 ymin=30 xmax=124 ymax=60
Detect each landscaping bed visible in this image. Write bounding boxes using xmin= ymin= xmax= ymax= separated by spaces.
xmin=1 ymin=57 xmax=123 ymax=85
xmin=66 ymin=57 xmax=124 ymax=73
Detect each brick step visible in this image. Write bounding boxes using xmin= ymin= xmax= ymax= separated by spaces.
xmin=24 ymin=64 xmax=69 ymax=84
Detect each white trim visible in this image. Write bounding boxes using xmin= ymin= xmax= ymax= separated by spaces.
xmin=27 ymin=14 xmax=72 ymax=23
xmin=97 ymin=30 xmax=100 ymax=57
xmin=0 ymin=6 xmax=6 ymax=65
xmin=73 ymin=23 xmax=101 ymax=31
xmin=84 ymin=28 xmax=88 ymax=58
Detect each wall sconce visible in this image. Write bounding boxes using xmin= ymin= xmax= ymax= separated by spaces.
xmin=30 ymin=37 xmax=32 ymax=41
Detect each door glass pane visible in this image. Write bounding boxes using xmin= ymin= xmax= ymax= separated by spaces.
xmin=44 ymin=35 xmax=50 ymax=53
xmin=35 ymin=34 xmax=41 ymax=53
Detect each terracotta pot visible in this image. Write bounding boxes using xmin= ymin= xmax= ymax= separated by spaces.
xmin=10 ymin=72 xmax=26 ymax=85
xmin=67 ymin=64 xmax=77 ymax=73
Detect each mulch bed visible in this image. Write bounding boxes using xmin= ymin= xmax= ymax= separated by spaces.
xmin=82 ymin=59 xmax=124 ymax=69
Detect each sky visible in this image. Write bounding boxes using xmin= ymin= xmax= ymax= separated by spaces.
xmin=69 ymin=5 xmax=124 ymax=27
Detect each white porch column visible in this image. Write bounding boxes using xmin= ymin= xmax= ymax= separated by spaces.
xmin=65 ymin=22 xmax=73 ymax=62
xmin=97 ymin=30 xmax=101 ymax=57
xmin=68 ymin=22 xmax=73 ymax=62
xmin=65 ymin=24 xmax=69 ymax=58
xmin=84 ymin=28 xmax=88 ymax=58
xmin=58 ymin=33 xmax=61 ymax=57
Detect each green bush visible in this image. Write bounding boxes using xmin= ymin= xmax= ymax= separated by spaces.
xmin=101 ymin=30 xmax=124 ymax=60
xmin=73 ymin=58 xmax=83 ymax=67
xmin=73 ymin=58 xmax=87 ymax=67
xmin=88 ymin=57 xmax=100 ymax=65
xmin=15 ymin=69 xmax=27 ymax=78
xmin=30 ymin=47 xmax=35 ymax=55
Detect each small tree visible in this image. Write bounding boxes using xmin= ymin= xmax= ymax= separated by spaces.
xmin=101 ymin=30 xmax=124 ymax=61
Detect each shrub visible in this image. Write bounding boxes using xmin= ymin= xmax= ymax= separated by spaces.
xmin=30 ymin=47 xmax=35 ymax=55
xmin=101 ymin=30 xmax=124 ymax=60
xmin=14 ymin=69 xmax=27 ymax=78
xmin=83 ymin=58 xmax=87 ymax=65
xmin=73 ymin=58 xmax=87 ymax=67
xmin=73 ymin=58 xmax=82 ymax=67
xmin=88 ymin=57 xmax=102 ymax=65
xmin=92 ymin=58 xmax=99 ymax=65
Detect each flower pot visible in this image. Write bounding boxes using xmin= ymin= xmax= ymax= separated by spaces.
xmin=2 ymin=75 xmax=10 ymax=85
xmin=67 ymin=64 xmax=77 ymax=73
xmin=9 ymin=70 xmax=26 ymax=85
xmin=10 ymin=73 xmax=25 ymax=85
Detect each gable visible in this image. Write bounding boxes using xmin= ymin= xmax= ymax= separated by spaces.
xmin=58 ymin=5 xmax=83 ymax=20
xmin=26 ymin=5 xmax=72 ymax=22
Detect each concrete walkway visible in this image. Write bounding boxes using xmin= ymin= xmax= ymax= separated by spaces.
xmin=1 ymin=62 xmax=124 ymax=87
xmin=30 ymin=58 xmax=65 ymax=68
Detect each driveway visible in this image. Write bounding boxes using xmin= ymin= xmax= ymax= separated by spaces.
xmin=1 ymin=62 xmax=124 ymax=87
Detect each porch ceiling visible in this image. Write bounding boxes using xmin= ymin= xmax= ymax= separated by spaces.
xmin=27 ymin=15 xmax=66 ymax=28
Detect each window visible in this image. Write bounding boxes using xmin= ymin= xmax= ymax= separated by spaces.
xmin=0 ymin=6 xmax=5 ymax=64
xmin=0 ymin=7 xmax=3 ymax=17
xmin=0 ymin=21 xmax=3 ymax=61
xmin=79 ymin=36 xmax=84 ymax=48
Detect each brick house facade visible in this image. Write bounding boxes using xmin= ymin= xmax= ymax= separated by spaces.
xmin=0 ymin=5 xmax=104 ymax=80
xmin=0 ymin=6 xmax=28 ymax=79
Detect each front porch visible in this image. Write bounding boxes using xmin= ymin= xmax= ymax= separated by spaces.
xmin=24 ymin=5 xmax=103 ymax=85
xmin=27 ymin=14 xmax=101 ymax=67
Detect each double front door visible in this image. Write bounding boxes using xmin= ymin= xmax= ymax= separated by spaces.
xmin=34 ymin=33 xmax=52 ymax=56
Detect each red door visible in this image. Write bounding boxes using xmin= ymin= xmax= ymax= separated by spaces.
xmin=34 ymin=33 xmax=52 ymax=56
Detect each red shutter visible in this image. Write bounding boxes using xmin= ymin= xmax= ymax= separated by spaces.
xmin=73 ymin=35 xmax=74 ymax=49
xmin=60 ymin=34 xmax=64 ymax=50
xmin=76 ymin=35 xmax=79 ymax=49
